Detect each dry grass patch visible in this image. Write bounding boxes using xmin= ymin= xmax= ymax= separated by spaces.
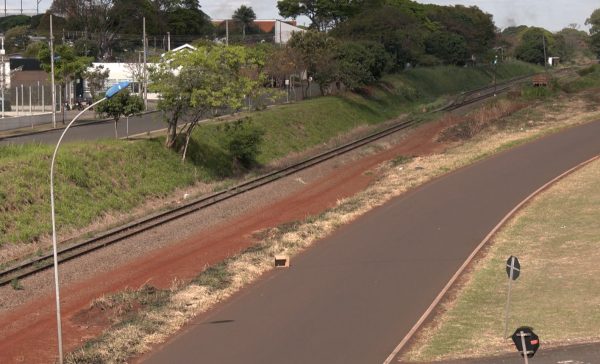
xmin=439 ymin=99 xmax=528 ymax=141
xmin=66 ymin=94 xmax=600 ymax=363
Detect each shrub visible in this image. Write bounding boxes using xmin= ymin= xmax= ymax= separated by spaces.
xmin=223 ymin=118 xmax=265 ymax=169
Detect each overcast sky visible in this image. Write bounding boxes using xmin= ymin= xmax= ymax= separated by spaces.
xmin=21 ymin=0 xmax=598 ymax=32
xmin=197 ymin=0 xmax=598 ymax=31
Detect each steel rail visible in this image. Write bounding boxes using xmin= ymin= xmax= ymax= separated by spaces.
xmin=0 ymin=73 xmax=544 ymax=286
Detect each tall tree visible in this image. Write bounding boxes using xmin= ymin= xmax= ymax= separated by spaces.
xmin=585 ymin=8 xmax=600 ymax=35
xmin=556 ymin=27 xmax=590 ymax=61
xmin=38 ymin=43 xmax=93 ymax=122
xmin=425 ymin=4 xmax=495 ymax=60
xmin=514 ymin=27 xmax=556 ymax=64
xmin=331 ymin=4 xmax=427 ymax=69
xmin=150 ymin=45 xmax=260 ymax=158
xmin=5 ymin=25 xmax=30 ymax=52
xmin=50 ymin=0 xmax=213 ymax=57
xmin=586 ymin=8 xmax=600 ymax=56
xmin=232 ymin=5 xmax=256 ymax=39
xmin=278 ymin=0 xmax=363 ymax=32
xmin=289 ymin=30 xmax=340 ymax=94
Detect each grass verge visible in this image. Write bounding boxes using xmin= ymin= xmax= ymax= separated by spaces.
xmin=65 ymin=85 xmax=600 ymax=363
xmin=402 ymin=157 xmax=600 ymax=362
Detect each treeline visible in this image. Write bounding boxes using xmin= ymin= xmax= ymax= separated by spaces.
xmin=276 ymin=0 xmax=600 ymax=94
xmin=282 ymin=0 xmax=496 ymax=68
xmin=3 ymin=0 xmax=214 ymax=58
xmin=498 ymin=25 xmax=595 ymax=65
xmin=276 ymin=0 xmax=497 ymax=95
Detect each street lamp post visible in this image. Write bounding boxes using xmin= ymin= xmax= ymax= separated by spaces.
xmin=49 ymin=81 xmax=130 ymax=364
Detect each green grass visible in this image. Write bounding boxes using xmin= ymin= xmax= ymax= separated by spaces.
xmin=0 ymin=62 xmax=539 ymax=249
xmin=561 ymin=64 xmax=600 ymax=93
xmin=0 ymin=140 xmax=198 ymax=245
xmin=404 ymin=158 xmax=600 ymax=361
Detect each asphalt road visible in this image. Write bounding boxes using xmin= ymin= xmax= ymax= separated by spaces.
xmin=0 ymin=111 xmax=166 ymax=145
xmin=142 ymin=120 xmax=600 ymax=364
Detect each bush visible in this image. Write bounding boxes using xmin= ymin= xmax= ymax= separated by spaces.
xmin=521 ymin=85 xmax=555 ymax=99
xmin=577 ymin=64 xmax=600 ymax=77
xmin=223 ymin=118 xmax=265 ymax=169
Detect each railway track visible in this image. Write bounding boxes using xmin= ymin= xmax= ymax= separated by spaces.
xmin=0 ymin=72 xmax=546 ymax=286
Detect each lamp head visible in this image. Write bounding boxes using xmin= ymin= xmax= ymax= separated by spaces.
xmin=106 ymin=81 xmax=130 ymax=98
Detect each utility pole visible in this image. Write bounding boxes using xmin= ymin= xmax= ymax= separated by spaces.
xmin=167 ymin=32 xmax=171 ymax=51
xmin=143 ymin=17 xmax=148 ymax=110
xmin=226 ymin=20 xmax=229 ymax=46
xmin=50 ymin=15 xmax=57 ymax=128
xmin=542 ymin=34 xmax=548 ymax=71
xmin=1 ymin=36 xmax=4 ymax=118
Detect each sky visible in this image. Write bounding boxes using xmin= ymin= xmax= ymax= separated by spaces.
xmin=197 ymin=0 xmax=598 ymax=31
xmin=15 ymin=0 xmax=598 ymax=32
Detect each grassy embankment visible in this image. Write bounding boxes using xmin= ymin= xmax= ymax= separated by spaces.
xmin=65 ymin=65 xmax=600 ymax=363
xmin=0 ymin=61 xmax=539 ymax=255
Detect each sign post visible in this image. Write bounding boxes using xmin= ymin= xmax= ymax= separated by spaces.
xmin=504 ymin=255 xmax=520 ymax=337
xmin=512 ymin=326 xmax=540 ymax=364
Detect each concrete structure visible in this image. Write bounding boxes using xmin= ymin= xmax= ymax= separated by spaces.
xmin=211 ymin=19 xmax=304 ymax=44
xmin=274 ymin=20 xmax=304 ymax=44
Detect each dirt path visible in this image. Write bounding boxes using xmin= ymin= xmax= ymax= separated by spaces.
xmin=0 ymin=118 xmax=450 ymax=363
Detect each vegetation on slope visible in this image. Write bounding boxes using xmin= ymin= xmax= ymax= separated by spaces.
xmin=0 ymin=62 xmax=538 ymax=249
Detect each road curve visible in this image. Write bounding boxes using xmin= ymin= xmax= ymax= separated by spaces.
xmin=143 ymin=120 xmax=600 ymax=364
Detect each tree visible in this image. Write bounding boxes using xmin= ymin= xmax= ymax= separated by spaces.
xmin=38 ymin=43 xmax=93 ymax=122
xmin=166 ymin=5 xmax=214 ymax=37
xmin=426 ymin=4 xmax=495 ymax=60
xmin=277 ymin=0 xmax=362 ymax=32
xmin=264 ymin=46 xmax=305 ymax=88
xmin=0 ymin=15 xmax=31 ymax=32
xmin=515 ymin=27 xmax=556 ymax=64
xmin=95 ymin=89 xmax=144 ymax=138
xmin=73 ymin=38 xmax=100 ymax=58
xmin=334 ymin=41 xmax=389 ymax=90
xmin=289 ymin=30 xmax=339 ymax=95
xmin=585 ymin=8 xmax=600 ymax=35
xmin=150 ymin=45 xmax=260 ymax=160
xmin=232 ymin=5 xmax=256 ymax=39
xmin=586 ymin=8 xmax=600 ymax=56
xmin=24 ymin=41 xmax=46 ymax=58
xmin=50 ymin=0 xmax=116 ymax=59
xmin=556 ymin=27 xmax=590 ymax=62
xmin=83 ymin=65 xmax=110 ymax=99
xmin=331 ymin=4 xmax=428 ymax=69
xmin=425 ymin=31 xmax=468 ymax=65
xmin=5 ymin=25 xmax=30 ymax=53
